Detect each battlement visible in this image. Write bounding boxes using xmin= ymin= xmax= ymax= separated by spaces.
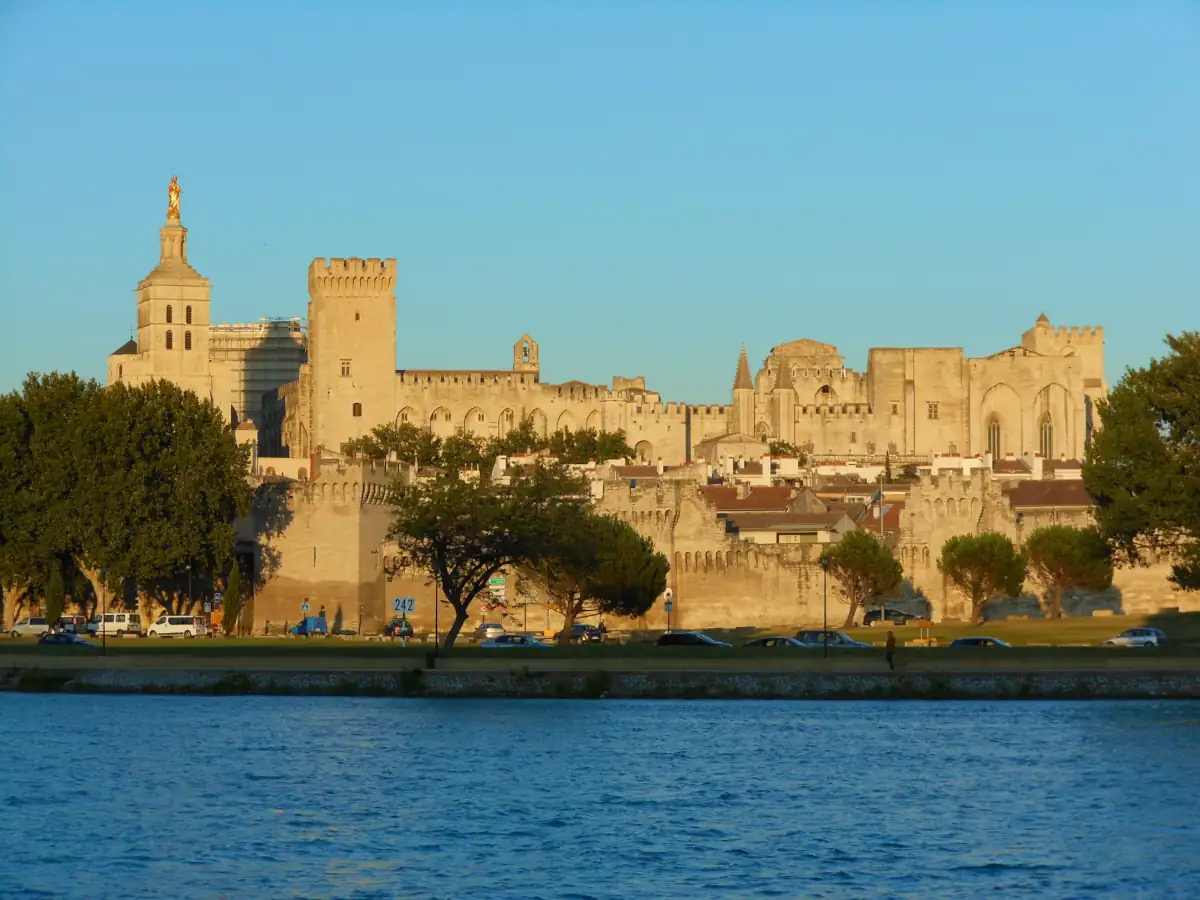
xmin=308 ymin=258 xmax=397 ymax=299
xmin=1051 ymin=325 xmax=1103 ymax=341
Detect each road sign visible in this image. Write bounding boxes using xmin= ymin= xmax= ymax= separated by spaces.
xmin=664 ymin=588 xmax=673 ymax=601
xmin=664 ymin=600 xmax=673 ymax=614
xmin=212 ymin=592 xmax=223 ymax=608
xmin=203 ymin=602 xmax=212 ymax=613
xmin=393 ymin=597 xmax=416 ymax=614
xmin=301 ymin=602 xmax=310 ymax=614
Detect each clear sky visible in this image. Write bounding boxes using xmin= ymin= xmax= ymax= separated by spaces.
xmin=1 ymin=2 xmax=1196 ymax=401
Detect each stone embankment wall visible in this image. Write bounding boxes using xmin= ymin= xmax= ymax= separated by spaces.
xmin=4 ymin=666 xmax=1200 ymax=700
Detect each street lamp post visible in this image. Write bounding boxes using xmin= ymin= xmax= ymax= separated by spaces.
xmin=819 ymin=556 xmax=830 ymax=659
xmin=433 ymin=577 xmax=440 ymax=659
xmin=100 ymin=568 xmax=107 ymax=656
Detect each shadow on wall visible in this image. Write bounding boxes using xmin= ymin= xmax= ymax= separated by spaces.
xmin=895 ymin=581 xmax=933 ymax=619
xmin=333 ymin=605 xmax=345 ymax=634
xmin=1146 ymin=611 xmax=1200 ymax=641
xmin=252 ymin=481 xmax=295 ymax=592
xmin=982 ymin=588 xmax=1126 ymax=621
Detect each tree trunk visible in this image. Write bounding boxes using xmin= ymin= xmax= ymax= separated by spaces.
xmin=558 ymin=599 xmax=581 ymax=645
xmin=842 ymin=597 xmax=860 ymax=630
xmin=971 ymin=590 xmax=986 ymax=625
xmin=442 ymin=603 xmax=469 ymax=650
xmin=1051 ymin=584 xmax=1063 ymax=619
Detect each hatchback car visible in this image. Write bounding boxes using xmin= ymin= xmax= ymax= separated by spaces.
xmin=1103 ymin=628 xmax=1166 ymax=648
xmin=37 ymin=632 xmax=97 ymax=648
xmin=655 ymin=631 xmax=733 ymax=648
xmin=794 ymin=630 xmax=872 ymax=649
xmin=950 ymin=637 xmax=1011 ymax=648
xmin=472 ymin=623 xmax=505 ymax=642
xmin=9 ymin=617 xmax=50 ymax=638
xmin=383 ymin=617 xmax=415 ymax=638
xmin=480 ymin=634 xmax=553 ymax=648
xmin=555 ymin=623 xmax=604 ymax=643
xmin=862 ymin=608 xmax=921 ymax=626
xmin=744 ymin=637 xmax=808 ymax=649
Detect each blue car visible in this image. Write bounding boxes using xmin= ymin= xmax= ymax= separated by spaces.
xmin=290 ymin=616 xmax=328 ymax=637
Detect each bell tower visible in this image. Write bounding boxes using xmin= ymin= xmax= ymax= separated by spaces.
xmin=513 ymin=334 xmax=539 ymax=373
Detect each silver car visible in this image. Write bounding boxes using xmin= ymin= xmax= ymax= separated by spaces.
xmin=1103 ymin=627 xmax=1166 ymax=648
xmin=794 ymin=629 xmax=872 ymax=649
xmin=472 ymin=622 xmax=505 ymax=643
xmin=9 ymin=617 xmax=51 ymax=638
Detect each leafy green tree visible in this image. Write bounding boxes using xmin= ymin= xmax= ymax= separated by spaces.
xmin=342 ymin=422 xmax=442 ymax=466
xmin=1024 ymin=525 xmax=1114 ymax=619
xmin=768 ymin=440 xmax=808 ymax=464
xmin=818 ymin=530 xmax=903 ymax=628
xmin=520 ymin=513 xmax=668 ymax=643
xmin=1083 ymin=332 xmax=1200 ymax=589
xmin=938 ymin=533 xmax=1027 ymax=624
xmin=546 ymin=428 xmax=636 ymax=465
xmin=44 ymin=566 xmax=65 ymax=628
xmin=388 ymin=464 xmax=589 ymax=648
xmin=223 ymin=562 xmax=243 ymax=636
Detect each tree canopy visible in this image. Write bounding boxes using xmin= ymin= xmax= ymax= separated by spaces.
xmin=768 ymin=440 xmax=808 ymax=464
xmin=342 ymin=420 xmax=635 ymax=471
xmin=0 ymin=373 xmax=253 ymax=615
xmin=1024 ymin=525 xmax=1113 ymax=619
xmin=819 ymin=530 xmax=903 ymax=628
xmin=519 ymin=512 xmax=668 ymax=642
xmin=1083 ymin=332 xmax=1200 ymax=590
xmin=387 ymin=463 xmax=592 ymax=648
xmin=938 ymin=533 xmax=1027 ymax=624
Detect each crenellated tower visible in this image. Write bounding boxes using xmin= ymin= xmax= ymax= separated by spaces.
xmin=1021 ymin=313 xmax=1107 ymax=442
xmin=307 ymin=257 xmax=397 ymax=452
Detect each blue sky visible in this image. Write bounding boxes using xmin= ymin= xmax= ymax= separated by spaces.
xmin=1 ymin=2 xmax=1196 ymax=401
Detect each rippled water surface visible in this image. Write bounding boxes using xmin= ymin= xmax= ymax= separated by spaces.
xmin=2 ymin=696 xmax=1199 ymax=899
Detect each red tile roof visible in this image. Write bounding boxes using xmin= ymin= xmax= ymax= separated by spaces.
xmin=1005 ymin=481 xmax=1093 ymax=509
xmin=993 ymin=459 xmax=1028 ymax=474
xmin=738 ymin=462 xmax=764 ymax=475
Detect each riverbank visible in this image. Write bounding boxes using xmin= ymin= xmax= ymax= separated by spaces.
xmin=5 ymin=663 xmax=1200 ymax=699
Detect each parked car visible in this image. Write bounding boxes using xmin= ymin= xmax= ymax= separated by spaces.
xmin=480 ymin=634 xmax=553 ymax=648
xmin=10 ymin=617 xmax=51 ymax=638
xmin=744 ymin=636 xmax=808 ymax=649
xmin=655 ymin=631 xmax=733 ymax=648
xmin=37 ymin=633 xmax=97 ymax=648
xmin=862 ymin=608 xmax=922 ymax=626
xmin=1103 ymin=628 xmax=1166 ymax=648
xmin=147 ymin=615 xmax=207 ymax=639
xmin=87 ymin=612 xmax=143 ymax=638
xmin=290 ymin=616 xmax=328 ymax=637
xmin=56 ymin=614 xmax=90 ymax=635
xmin=794 ymin=630 xmax=872 ymax=649
xmin=383 ymin=617 xmax=414 ymax=638
xmin=950 ymin=637 xmax=1011 ymax=648
xmin=554 ymin=623 xmax=604 ymax=643
xmin=472 ymin=623 xmax=505 ymax=643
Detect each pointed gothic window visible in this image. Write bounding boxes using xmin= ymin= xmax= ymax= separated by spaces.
xmin=184 ymin=330 xmax=192 ymax=350
xmin=165 ymin=330 xmax=173 ymax=350
xmin=988 ymin=419 xmax=1001 ymax=459
xmin=1040 ymin=414 xmax=1053 ymax=459
xmin=166 ymin=305 xmax=173 ymax=324
xmin=186 ymin=306 xmax=193 ymax=324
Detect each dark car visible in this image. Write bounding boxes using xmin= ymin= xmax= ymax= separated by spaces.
xmin=862 ymin=608 xmax=921 ymax=625
xmin=554 ymin=623 xmax=604 ymax=644
xmin=37 ymin=633 xmax=97 ymax=648
xmin=744 ymin=636 xmax=808 ymax=649
xmin=950 ymin=637 xmax=1011 ymax=648
xmin=794 ymin=630 xmax=872 ymax=649
xmin=656 ymin=631 xmax=733 ymax=648
xmin=383 ymin=617 xmax=414 ymax=638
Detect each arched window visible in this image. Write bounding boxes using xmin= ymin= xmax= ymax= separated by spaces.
xmin=118 ymin=365 xmax=123 ymax=378
xmin=1040 ymin=414 xmax=1053 ymax=459
xmin=988 ymin=419 xmax=1001 ymax=459
xmin=184 ymin=330 xmax=192 ymax=350
xmin=352 ymin=402 xmax=363 ymax=417
xmin=185 ymin=305 xmax=193 ymax=324
xmin=165 ymin=330 xmax=173 ymax=350
xmin=165 ymin=305 xmax=173 ymax=324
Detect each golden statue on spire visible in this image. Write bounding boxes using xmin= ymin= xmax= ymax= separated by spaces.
xmin=167 ymin=175 xmax=182 ymax=221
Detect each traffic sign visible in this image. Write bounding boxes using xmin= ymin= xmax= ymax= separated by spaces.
xmin=393 ymin=597 xmax=416 ymax=614
xmin=203 ymin=602 xmax=212 ymax=613
xmin=664 ymin=600 xmax=673 ymax=614
xmin=301 ymin=602 xmax=310 ymax=614
xmin=212 ymin=592 xmax=223 ymax=608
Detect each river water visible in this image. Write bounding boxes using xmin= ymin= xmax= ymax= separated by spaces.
xmin=1 ymin=696 xmax=1197 ymax=899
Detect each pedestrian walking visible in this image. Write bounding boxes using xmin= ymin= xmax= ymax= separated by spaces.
xmin=885 ymin=630 xmax=897 ymax=671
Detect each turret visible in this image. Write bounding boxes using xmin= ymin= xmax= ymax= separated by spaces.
xmin=732 ymin=344 xmax=755 ymax=435
xmin=772 ymin=358 xmax=797 ymax=444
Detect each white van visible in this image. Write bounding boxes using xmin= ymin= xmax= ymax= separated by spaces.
xmin=87 ymin=612 xmax=144 ymax=637
xmin=147 ymin=615 xmax=207 ymax=639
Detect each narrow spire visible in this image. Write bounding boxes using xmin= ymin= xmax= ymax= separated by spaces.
xmin=733 ymin=344 xmax=753 ymax=391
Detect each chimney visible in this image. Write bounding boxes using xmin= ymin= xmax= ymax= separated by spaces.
xmin=736 ymin=481 xmax=751 ymax=500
